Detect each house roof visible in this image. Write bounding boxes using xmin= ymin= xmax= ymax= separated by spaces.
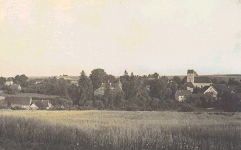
xmin=6 ymin=78 xmax=13 ymax=81
xmin=187 ymin=70 xmax=194 ymax=73
xmin=176 ymin=90 xmax=192 ymax=96
xmin=4 ymin=97 xmax=31 ymax=106
xmin=199 ymin=86 xmax=211 ymax=93
xmin=194 ymin=76 xmax=211 ymax=83
xmin=183 ymin=82 xmax=194 ymax=88
xmin=199 ymin=85 xmax=218 ymax=93
xmin=227 ymin=85 xmax=238 ymax=93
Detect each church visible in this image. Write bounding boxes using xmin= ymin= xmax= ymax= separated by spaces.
xmin=187 ymin=70 xmax=212 ymax=88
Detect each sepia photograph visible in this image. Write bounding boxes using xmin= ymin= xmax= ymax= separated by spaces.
xmin=0 ymin=0 xmax=241 ymax=149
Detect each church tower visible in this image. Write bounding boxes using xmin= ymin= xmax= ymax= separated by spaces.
xmin=187 ymin=70 xmax=197 ymax=83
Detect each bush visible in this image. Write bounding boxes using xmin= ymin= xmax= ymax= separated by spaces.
xmin=178 ymin=103 xmax=194 ymax=112
xmin=11 ymin=106 xmax=25 ymax=110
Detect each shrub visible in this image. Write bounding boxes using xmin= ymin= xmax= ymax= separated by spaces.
xmin=178 ymin=103 xmax=194 ymax=112
xmin=11 ymin=106 xmax=25 ymax=110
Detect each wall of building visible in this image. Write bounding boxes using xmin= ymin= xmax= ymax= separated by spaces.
xmin=193 ymin=83 xmax=211 ymax=88
xmin=187 ymin=73 xmax=194 ymax=83
xmin=204 ymin=86 xmax=218 ymax=98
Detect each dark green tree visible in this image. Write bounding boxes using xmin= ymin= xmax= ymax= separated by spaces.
xmin=78 ymin=71 xmax=93 ymax=106
xmin=153 ymin=72 xmax=159 ymax=79
xmin=89 ymin=68 xmax=107 ymax=91
xmin=14 ymin=74 xmax=28 ymax=87
xmin=0 ymin=77 xmax=6 ymax=85
xmin=173 ymin=76 xmax=181 ymax=84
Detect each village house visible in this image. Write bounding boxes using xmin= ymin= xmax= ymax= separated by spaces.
xmin=5 ymin=78 xmax=14 ymax=86
xmin=31 ymin=99 xmax=53 ymax=110
xmin=175 ymin=90 xmax=192 ymax=102
xmin=199 ymin=85 xmax=218 ymax=99
xmin=187 ymin=70 xmax=212 ymax=88
xmin=94 ymin=79 xmax=122 ymax=96
xmin=4 ymin=97 xmax=32 ymax=109
xmin=182 ymin=82 xmax=194 ymax=92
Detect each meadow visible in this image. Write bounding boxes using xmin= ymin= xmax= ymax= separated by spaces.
xmin=0 ymin=110 xmax=241 ymax=150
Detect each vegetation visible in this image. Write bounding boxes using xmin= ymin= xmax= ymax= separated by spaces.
xmin=1 ymin=68 xmax=241 ymax=112
xmin=0 ymin=111 xmax=241 ymax=150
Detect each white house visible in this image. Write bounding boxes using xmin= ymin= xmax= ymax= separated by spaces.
xmin=175 ymin=90 xmax=192 ymax=102
xmin=199 ymin=85 xmax=218 ymax=98
xmin=5 ymin=78 xmax=14 ymax=86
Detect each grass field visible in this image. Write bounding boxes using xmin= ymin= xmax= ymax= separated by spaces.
xmin=0 ymin=110 xmax=241 ymax=150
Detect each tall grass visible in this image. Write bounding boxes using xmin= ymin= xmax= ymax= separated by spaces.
xmin=0 ymin=113 xmax=241 ymax=150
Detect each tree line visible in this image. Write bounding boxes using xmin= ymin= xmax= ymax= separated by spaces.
xmin=0 ymin=69 xmax=241 ymax=111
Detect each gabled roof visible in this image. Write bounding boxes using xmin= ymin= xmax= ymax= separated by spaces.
xmin=194 ymin=76 xmax=211 ymax=83
xmin=199 ymin=86 xmax=211 ymax=93
xmin=4 ymin=97 xmax=31 ymax=106
xmin=199 ymin=85 xmax=218 ymax=94
xmin=176 ymin=90 xmax=192 ymax=96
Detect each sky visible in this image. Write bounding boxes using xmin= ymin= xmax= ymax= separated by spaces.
xmin=0 ymin=0 xmax=241 ymax=77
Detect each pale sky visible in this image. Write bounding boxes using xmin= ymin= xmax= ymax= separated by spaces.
xmin=0 ymin=0 xmax=241 ymax=77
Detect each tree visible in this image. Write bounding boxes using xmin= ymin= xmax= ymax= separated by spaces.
xmin=57 ymin=78 xmax=69 ymax=96
xmin=68 ymin=84 xmax=79 ymax=105
xmin=228 ymin=78 xmax=239 ymax=85
xmin=14 ymin=74 xmax=28 ymax=87
xmin=78 ymin=71 xmax=93 ymax=106
xmin=0 ymin=77 xmax=6 ymax=86
xmin=181 ymin=76 xmax=187 ymax=84
xmin=173 ymin=76 xmax=181 ymax=85
xmin=89 ymin=69 xmax=107 ymax=91
xmin=153 ymin=73 xmax=159 ymax=79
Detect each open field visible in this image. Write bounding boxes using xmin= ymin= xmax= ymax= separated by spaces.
xmin=0 ymin=110 xmax=241 ymax=149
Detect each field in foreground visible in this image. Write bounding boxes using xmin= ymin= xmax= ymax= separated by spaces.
xmin=0 ymin=110 xmax=241 ymax=150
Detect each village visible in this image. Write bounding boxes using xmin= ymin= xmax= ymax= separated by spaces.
xmin=0 ymin=69 xmax=241 ymax=111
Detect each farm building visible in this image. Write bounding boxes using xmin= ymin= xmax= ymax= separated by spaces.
xmin=94 ymin=79 xmax=122 ymax=96
xmin=182 ymin=82 xmax=194 ymax=92
xmin=199 ymin=85 xmax=218 ymax=99
xmin=31 ymin=100 xmax=53 ymax=109
xmin=4 ymin=97 xmax=32 ymax=109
